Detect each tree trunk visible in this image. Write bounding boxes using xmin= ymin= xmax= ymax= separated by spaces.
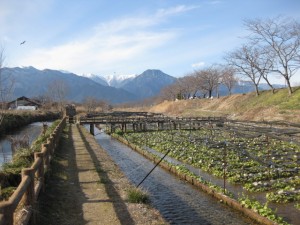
xmin=263 ymin=77 xmax=275 ymax=94
xmin=286 ymin=78 xmax=293 ymax=95
xmin=254 ymin=84 xmax=260 ymax=96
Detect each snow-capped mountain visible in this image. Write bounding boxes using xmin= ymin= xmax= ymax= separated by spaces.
xmin=81 ymin=73 xmax=138 ymax=88
xmin=2 ymin=67 xmax=138 ymax=103
xmin=3 ymin=66 xmax=178 ymax=103
xmin=81 ymin=70 xmax=176 ymax=99
xmin=81 ymin=73 xmax=108 ymax=86
xmin=102 ymin=74 xmax=138 ymax=88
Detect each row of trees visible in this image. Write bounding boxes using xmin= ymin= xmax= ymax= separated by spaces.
xmin=160 ymin=16 xmax=300 ymax=100
xmin=160 ymin=65 xmax=236 ymax=100
xmin=226 ymin=16 xmax=300 ymax=96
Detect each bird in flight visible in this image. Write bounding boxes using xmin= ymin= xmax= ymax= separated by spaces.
xmin=20 ymin=41 xmax=26 ymax=45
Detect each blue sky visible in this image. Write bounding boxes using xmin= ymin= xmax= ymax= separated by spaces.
xmin=1 ymin=0 xmax=300 ymax=84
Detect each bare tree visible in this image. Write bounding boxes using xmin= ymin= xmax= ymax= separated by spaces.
xmin=175 ymin=77 xmax=195 ymax=99
xmin=221 ymin=66 xmax=237 ymax=96
xmin=184 ymin=74 xmax=199 ymax=98
xmin=159 ymin=83 xmax=179 ymax=101
xmin=47 ymin=80 xmax=68 ymax=115
xmin=255 ymin=47 xmax=276 ymax=93
xmin=225 ymin=44 xmax=263 ymax=96
xmin=194 ymin=65 xmax=221 ymax=98
xmin=32 ymin=94 xmax=52 ymax=110
xmin=244 ymin=16 xmax=300 ymax=95
xmin=97 ymin=100 xmax=111 ymax=112
xmin=0 ymin=46 xmax=14 ymax=125
xmin=84 ymin=96 xmax=98 ymax=113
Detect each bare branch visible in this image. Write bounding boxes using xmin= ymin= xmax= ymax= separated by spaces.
xmin=244 ymin=16 xmax=300 ymax=94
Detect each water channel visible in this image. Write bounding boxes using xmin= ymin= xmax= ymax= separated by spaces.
xmin=143 ymin=147 xmax=299 ymax=225
xmin=93 ymin=127 xmax=259 ymax=225
xmin=0 ymin=122 xmax=49 ymax=167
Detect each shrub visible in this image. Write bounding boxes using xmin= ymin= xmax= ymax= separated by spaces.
xmin=127 ymin=187 xmax=149 ymax=204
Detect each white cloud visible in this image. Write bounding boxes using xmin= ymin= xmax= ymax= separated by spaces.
xmin=19 ymin=26 xmax=176 ymax=74
xmin=17 ymin=4 xmax=200 ymax=74
xmin=192 ymin=62 xmax=205 ymax=68
xmin=156 ymin=5 xmax=200 ymax=18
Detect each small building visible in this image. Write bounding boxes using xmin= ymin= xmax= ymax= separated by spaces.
xmin=7 ymin=96 xmax=41 ymax=110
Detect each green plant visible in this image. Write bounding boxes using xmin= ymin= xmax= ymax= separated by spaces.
xmin=267 ymin=190 xmax=300 ymax=203
xmin=127 ymin=187 xmax=149 ymax=204
xmin=0 ymin=187 xmax=16 ymax=201
xmin=238 ymin=195 xmax=289 ymax=225
xmin=114 ymin=128 xmax=124 ymax=136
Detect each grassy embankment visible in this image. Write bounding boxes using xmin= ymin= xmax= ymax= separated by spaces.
xmin=0 ymin=112 xmax=60 ymax=200
xmin=148 ymin=87 xmax=300 ymax=123
xmin=0 ymin=111 xmax=60 ymax=137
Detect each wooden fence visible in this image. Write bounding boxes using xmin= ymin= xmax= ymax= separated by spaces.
xmin=0 ymin=117 xmax=66 ymax=225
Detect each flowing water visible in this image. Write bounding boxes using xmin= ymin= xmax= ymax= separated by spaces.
xmin=93 ymin=128 xmax=259 ymax=225
xmin=0 ymin=122 xmax=50 ymax=167
xmin=143 ymin=147 xmax=299 ymax=225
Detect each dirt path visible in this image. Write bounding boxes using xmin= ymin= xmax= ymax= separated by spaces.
xmin=34 ymin=124 xmax=167 ymax=225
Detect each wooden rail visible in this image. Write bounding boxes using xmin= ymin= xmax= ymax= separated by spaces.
xmin=79 ymin=114 xmax=225 ymax=125
xmin=0 ymin=117 xmax=67 ymax=225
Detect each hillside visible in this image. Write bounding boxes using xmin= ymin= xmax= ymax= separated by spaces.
xmin=3 ymin=67 xmax=177 ymax=103
xmin=120 ymin=69 xmax=177 ymax=100
xmin=2 ymin=67 xmax=137 ymax=103
xmin=148 ymin=87 xmax=300 ymax=123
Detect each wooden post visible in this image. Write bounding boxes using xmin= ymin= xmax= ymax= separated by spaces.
xmin=50 ymin=135 xmax=55 ymax=153
xmin=0 ymin=202 xmax=13 ymax=225
xmin=41 ymin=143 xmax=49 ymax=172
xmin=22 ymin=168 xmax=35 ymax=206
xmin=173 ymin=122 xmax=177 ymax=130
xmin=90 ymin=123 xmax=95 ymax=136
xmin=34 ymin=152 xmax=44 ymax=189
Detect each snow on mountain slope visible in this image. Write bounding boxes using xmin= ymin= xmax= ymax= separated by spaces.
xmin=104 ymin=74 xmax=138 ymax=87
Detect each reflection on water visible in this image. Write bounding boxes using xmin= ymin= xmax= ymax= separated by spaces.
xmin=0 ymin=122 xmax=48 ymax=167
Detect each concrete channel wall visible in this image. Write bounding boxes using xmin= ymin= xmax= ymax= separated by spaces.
xmin=112 ymin=134 xmax=278 ymax=225
xmin=0 ymin=118 xmax=66 ymax=225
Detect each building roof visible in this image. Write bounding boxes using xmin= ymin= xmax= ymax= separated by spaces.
xmin=7 ymin=96 xmax=42 ymax=106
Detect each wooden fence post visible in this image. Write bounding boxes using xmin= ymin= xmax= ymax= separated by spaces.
xmin=22 ymin=168 xmax=35 ymax=207
xmin=34 ymin=152 xmax=44 ymax=189
xmin=0 ymin=202 xmax=13 ymax=225
xmin=41 ymin=144 xmax=49 ymax=172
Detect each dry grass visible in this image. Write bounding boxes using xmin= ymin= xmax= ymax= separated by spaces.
xmin=145 ymin=88 xmax=300 ymax=123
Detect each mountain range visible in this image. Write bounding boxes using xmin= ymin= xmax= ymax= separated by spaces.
xmin=85 ymin=69 xmax=177 ymax=99
xmin=1 ymin=66 xmax=284 ymax=104
xmin=2 ymin=67 xmax=176 ymax=103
